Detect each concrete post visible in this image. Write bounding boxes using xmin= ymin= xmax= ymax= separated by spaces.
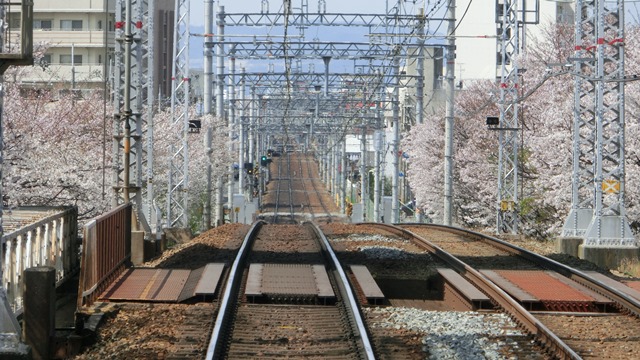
xmin=23 ymin=267 xmax=55 ymax=360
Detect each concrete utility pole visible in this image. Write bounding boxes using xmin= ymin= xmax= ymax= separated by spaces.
xmin=228 ymin=55 xmax=236 ymax=217
xmin=443 ymin=0 xmax=455 ymax=226
xmin=373 ymin=84 xmax=384 ymax=223
xmin=360 ymin=104 xmax=367 ymax=220
xmin=216 ymin=5 xmax=226 ymax=226
xmin=341 ymin=138 xmax=347 ymax=213
xmin=203 ymin=0 xmax=214 ymax=229
xmin=203 ymin=0 xmax=214 ymax=115
xmin=391 ymin=56 xmax=400 ymax=223
xmin=123 ymin=0 xmax=133 ymax=204
xmin=238 ymin=69 xmax=245 ymax=197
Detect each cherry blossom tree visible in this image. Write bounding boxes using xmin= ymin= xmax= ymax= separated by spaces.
xmin=1 ymin=74 xmax=230 ymax=230
xmin=2 ymin=84 xmax=110 ymax=219
xmin=150 ymin=108 xmax=231 ymax=229
xmin=405 ymin=22 xmax=640 ymax=238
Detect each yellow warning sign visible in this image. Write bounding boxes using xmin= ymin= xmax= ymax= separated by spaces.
xmin=500 ymin=200 xmax=515 ymax=211
xmin=234 ymin=207 xmax=240 ymax=213
xmin=602 ymin=179 xmax=620 ymax=194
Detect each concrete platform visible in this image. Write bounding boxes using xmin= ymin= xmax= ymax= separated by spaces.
xmin=556 ymin=237 xmax=640 ymax=270
xmin=556 ymin=237 xmax=583 ymax=258
xmin=578 ymin=245 xmax=640 ymax=270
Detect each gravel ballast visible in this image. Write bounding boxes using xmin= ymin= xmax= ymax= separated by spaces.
xmin=366 ymin=307 xmax=534 ymax=360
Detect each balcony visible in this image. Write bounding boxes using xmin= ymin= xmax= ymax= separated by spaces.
xmin=32 ymin=29 xmax=115 ymax=47
xmin=16 ymin=63 xmax=106 ymax=88
xmin=32 ymin=0 xmax=114 ymax=12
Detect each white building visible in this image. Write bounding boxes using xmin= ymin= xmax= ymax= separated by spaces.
xmin=456 ymin=0 xmax=573 ymax=81
xmin=9 ymin=0 xmax=175 ymax=97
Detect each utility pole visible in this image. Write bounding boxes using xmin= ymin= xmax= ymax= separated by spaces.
xmin=228 ymin=54 xmax=236 ymax=217
xmin=203 ymin=0 xmax=214 ymax=229
xmin=215 ymin=5 xmax=226 ymax=226
xmin=112 ymin=0 xmax=153 ymax=236
xmin=360 ymin=101 xmax=367 ymax=220
xmin=391 ymin=56 xmax=400 ymax=223
xmin=443 ymin=0 xmax=455 ymax=226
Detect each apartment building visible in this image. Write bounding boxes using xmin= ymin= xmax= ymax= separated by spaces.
xmin=9 ymin=0 xmax=174 ymax=97
xmin=456 ymin=0 xmax=574 ymax=81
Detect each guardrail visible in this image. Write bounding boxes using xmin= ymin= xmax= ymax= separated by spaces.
xmin=2 ymin=206 xmax=78 ymax=314
xmin=77 ymin=203 xmax=131 ymax=309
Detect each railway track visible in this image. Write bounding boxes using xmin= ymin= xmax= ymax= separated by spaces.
xmin=78 ymin=153 xmax=640 ymax=359
xmin=297 ymin=154 xmax=333 ymax=222
xmin=205 ymin=221 xmax=374 ymax=359
xmin=75 ymin=217 xmax=639 ymax=358
xmin=322 ymin=223 xmax=551 ymax=359
xmin=272 ymin=152 xmax=295 ymax=224
xmin=360 ymin=222 xmax=640 ymax=359
xmin=263 ymin=152 xmax=337 ymax=224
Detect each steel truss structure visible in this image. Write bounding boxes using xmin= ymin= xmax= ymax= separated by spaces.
xmin=583 ymin=0 xmax=634 ymax=246
xmin=495 ymin=0 xmax=522 ymax=234
xmin=167 ymin=0 xmax=191 ymax=227
xmin=214 ymin=2 xmax=428 ymax=223
xmin=218 ymin=41 xmax=432 ymax=60
xmin=112 ymin=0 xmax=153 ymax=233
xmin=562 ymin=0 xmax=635 ymax=247
xmin=222 ymin=12 xmax=442 ymax=28
xmin=562 ymin=0 xmax=597 ymax=238
xmin=232 ymin=72 xmax=418 ymax=87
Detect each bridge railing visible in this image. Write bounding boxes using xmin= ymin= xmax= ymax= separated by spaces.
xmin=2 ymin=206 xmax=78 ymax=314
xmin=77 ymin=203 xmax=131 ymax=309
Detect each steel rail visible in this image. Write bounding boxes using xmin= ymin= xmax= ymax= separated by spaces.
xmin=306 ymin=155 xmax=333 ymax=221
xmin=285 ymin=151 xmax=295 ymax=222
xmin=297 ymin=154 xmax=315 ymax=221
xmin=359 ymin=222 xmax=580 ymax=360
xmin=307 ymin=222 xmax=375 ymax=359
xmin=401 ymin=222 xmax=640 ymax=317
xmin=205 ymin=220 xmax=264 ymax=360
xmin=272 ymin=152 xmax=281 ymax=223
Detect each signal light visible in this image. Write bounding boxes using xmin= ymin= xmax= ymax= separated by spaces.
xmin=260 ymin=156 xmax=268 ymax=166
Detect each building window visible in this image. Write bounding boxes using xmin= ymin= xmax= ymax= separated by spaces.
xmin=34 ymin=19 xmax=53 ymax=30
xmin=60 ymin=20 xmax=83 ymax=31
xmin=97 ymin=20 xmax=102 ymax=30
xmin=8 ymin=13 xmax=20 ymax=29
xmin=98 ymin=54 xmax=102 ymax=64
xmin=41 ymin=54 xmax=52 ymax=64
xmin=60 ymin=54 xmax=83 ymax=65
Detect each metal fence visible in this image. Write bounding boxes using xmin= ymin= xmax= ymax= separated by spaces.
xmin=77 ymin=203 xmax=131 ymax=309
xmin=2 ymin=206 xmax=78 ymax=313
